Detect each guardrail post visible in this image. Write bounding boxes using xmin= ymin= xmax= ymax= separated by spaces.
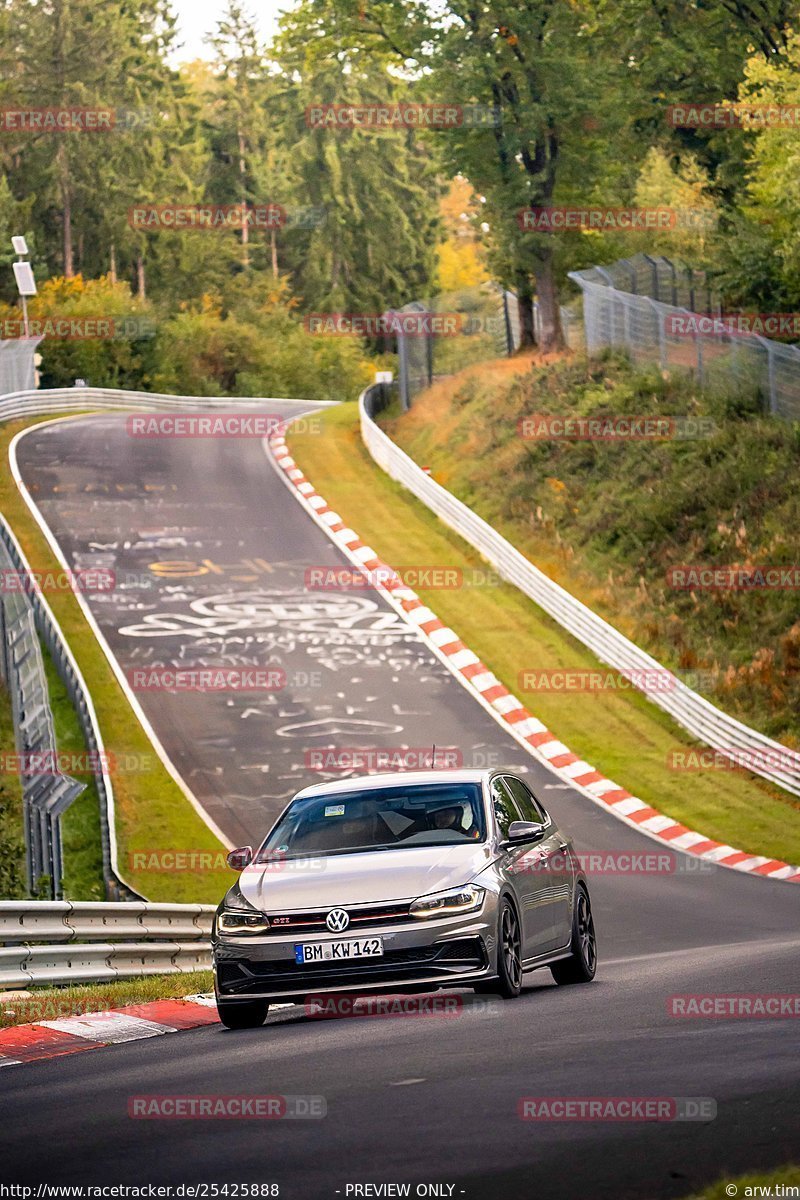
xmin=696 ymin=330 xmax=704 ymax=385
xmin=425 ymin=314 xmax=434 ymax=388
xmin=755 ymin=335 xmax=779 ymax=416
xmin=640 ymin=254 xmax=656 ymax=300
xmin=644 ymin=298 xmax=666 ymax=369
xmin=397 ymin=324 xmax=410 ymax=411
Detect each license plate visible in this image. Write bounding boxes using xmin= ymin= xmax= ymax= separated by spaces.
xmin=295 ymin=937 xmax=384 ymax=964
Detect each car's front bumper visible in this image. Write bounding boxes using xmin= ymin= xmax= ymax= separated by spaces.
xmin=213 ymin=908 xmax=497 ymax=1002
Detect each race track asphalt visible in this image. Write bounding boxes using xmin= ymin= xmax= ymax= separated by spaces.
xmin=3 ymin=409 xmax=798 ymax=1199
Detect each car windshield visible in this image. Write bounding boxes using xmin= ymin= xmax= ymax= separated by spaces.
xmin=255 ymin=783 xmax=486 ymax=860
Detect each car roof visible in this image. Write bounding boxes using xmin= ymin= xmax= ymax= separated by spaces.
xmin=293 ymin=768 xmax=503 ymax=799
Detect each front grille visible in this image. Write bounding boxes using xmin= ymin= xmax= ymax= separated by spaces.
xmin=217 ymin=938 xmax=487 ymax=995
xmin=265 ymin=901 xmax=412 ymax=936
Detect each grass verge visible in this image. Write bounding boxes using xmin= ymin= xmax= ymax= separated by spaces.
xmin=288 ymin=401 xmax=800 ymax=865
xmin=1 ymin=414 xmax=231 ymax=902
xmin=0 ymin=970 xmax=214 ymax=1028
xmin=383 ymin=352 xmax=800 ymax=747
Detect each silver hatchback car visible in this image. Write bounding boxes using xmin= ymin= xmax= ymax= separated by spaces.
xmin=212 ymin=768 xmax=597 ymax=1028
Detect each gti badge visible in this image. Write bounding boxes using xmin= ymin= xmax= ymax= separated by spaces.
xmin=326 ymin=908 xmax=350 ymax=932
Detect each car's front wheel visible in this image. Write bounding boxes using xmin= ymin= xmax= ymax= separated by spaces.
xmin=550 ymin=885 xmax=597 ymax=985
xmin=476 ymin=898 xmax=523 ymax=998
xmin=216 ymin=997 xmax=269 ymax=1029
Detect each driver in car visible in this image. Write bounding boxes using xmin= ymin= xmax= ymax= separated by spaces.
xmin=431 ymin=805 xmax=480 ymax=838
xmin=432 ymin=805 xmax=462 ymax=831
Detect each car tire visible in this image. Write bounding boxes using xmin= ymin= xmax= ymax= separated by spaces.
xmin=476 ymin=899 xmax=523 ymax=998
xmin=550 ymin=885 xmax=597 ymax=985
xmin=216 ymin=998 xmax=270 ymax=1029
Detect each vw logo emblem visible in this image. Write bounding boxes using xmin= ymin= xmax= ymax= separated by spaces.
xmin=326 ymin=908 xmax=350 ymax=932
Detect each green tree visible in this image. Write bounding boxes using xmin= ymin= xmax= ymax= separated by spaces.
xmin=272 ymin=9 xmax=440 ymax=314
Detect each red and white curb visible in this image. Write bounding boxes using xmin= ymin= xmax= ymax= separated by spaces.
xmin=268 ymin=428 xmax=800 ymax=885
xmin=0 ymin=995 xmax=220 ymax=1069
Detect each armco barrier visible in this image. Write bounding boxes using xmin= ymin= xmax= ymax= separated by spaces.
xmin=1 ymin=387 xmax=317 ymax=901
xmin=0 ymin=525 xmax=86 ymax=897
xmin=359 ymin=384 xmax=800 ymax=799
xmin=0 ymin=900 xmax=215 ymax=987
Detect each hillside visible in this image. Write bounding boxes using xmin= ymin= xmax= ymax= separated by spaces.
xmin=380 ymin=351 xmax=800 ymax=747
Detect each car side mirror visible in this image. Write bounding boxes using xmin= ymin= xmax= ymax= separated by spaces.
xmin=226 ymin=846 xmax=253 ymax=871
xmin=505 ymin=820 xmax=546 ymax=844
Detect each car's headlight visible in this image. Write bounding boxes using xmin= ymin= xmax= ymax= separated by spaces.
xmin=409 ymin=884 xmax=484 ymax=919
xmin=218 ymin=908 xmax=270 ymax=934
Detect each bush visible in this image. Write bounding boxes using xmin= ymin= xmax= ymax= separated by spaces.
xmin=0 ymin=272 xmax=378 ymax=402
xmin=151 ymin=293 xmax=375 ymax=402
xmin=0 ymin=275 xmax=159 ymax=390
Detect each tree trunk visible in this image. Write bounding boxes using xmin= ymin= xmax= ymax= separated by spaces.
xmin=136 ymin=255 xmax=146 ymax=301
xmin=238 ymin=127 xmax=249 ymax=268
xmin=270 ymin=227 xmax=278 ymax=277
xmin=57 ymin=144 xmax=74 ymax=277
xmin=515 ymin=272 xmax=536 ymax=348
xmin=109 ymin=241 xmax=117 ymax=283
xmin=54 ymin=1 xmax=73 ymax=277
xmin=533 ymin=248 xmax=564 ymax=352
xmin=520 ymin=120 xmax=563 ymax=351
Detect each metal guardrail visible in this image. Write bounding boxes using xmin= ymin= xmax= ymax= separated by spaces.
xmin=0 ymin=900 xmax=214 ymax=988
xmin=359 ymin=384 xmax=800 ymax=799
xmin=0 ymin=509 xmax=144 ymax=902
xmin=0 ymin=387 xmax=308 ymax=902
xmin=0 ymin=385 xmax=300 ymax=423
xmin=0 ymin=540 xmax=85 ymax=898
